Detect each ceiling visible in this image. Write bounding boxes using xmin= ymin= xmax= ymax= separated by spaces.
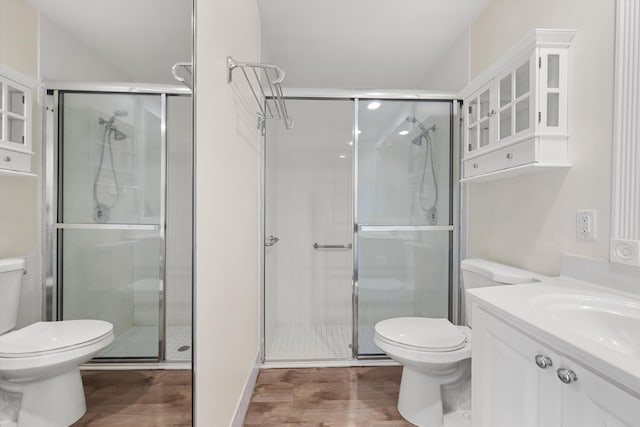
xmin=26 ymin=0 xmax=192 ymax=84
xmin=24 ymin=0 xmax=490 ymax=89
xmin=259 ymin=0 xmax=492 ymax=89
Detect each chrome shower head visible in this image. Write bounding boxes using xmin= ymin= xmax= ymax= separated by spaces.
xmin=406 ymin=115 xmax=431 ymax=135
xmin=113 ymin=129 xmax=127 ymax=140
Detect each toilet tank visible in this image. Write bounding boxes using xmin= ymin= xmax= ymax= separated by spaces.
xmin=0 ymin=258 xmax=26 ymax=335
xmin=461 ymin=258 xmax=538 ymax=327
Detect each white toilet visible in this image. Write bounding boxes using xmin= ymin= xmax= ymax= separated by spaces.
xmin=0 ymin=258 xmax=114 ymax=427
xmin=374 ymin=258 xmax=538 ymax=427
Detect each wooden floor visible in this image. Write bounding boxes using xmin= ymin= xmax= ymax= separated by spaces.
xmin=72 ymin=370 xmax=192 ymax=427
xmin=244 ymin=367 xmax=413 ymax=427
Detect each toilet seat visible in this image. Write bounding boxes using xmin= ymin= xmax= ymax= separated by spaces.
xmin=0 ymin=320 xmax=113 ymax=358
xmin=375 ymin=317 xmax=466 ymax=352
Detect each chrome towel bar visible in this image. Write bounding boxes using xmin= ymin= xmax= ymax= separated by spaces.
xmin=313 ymin=243 xmax=352 ymax=250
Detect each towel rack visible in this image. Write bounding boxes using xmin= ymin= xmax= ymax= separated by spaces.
xmin=171 ymin=62 xmax=193 ymax=90
xmin=226 ymin=56 xmax=294 ymax=130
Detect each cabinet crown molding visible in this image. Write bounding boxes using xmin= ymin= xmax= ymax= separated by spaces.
xmin=458 ymin=28 xmax=576 ymax=100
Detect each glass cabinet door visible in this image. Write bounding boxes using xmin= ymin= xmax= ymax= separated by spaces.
xmin=466 ymin=84 xmax=493 ymax=154
xmin=539 ymin=48 xmax=567 ymax=132
xmin=0 ymin=77 xmax=30 ymax=151
xmin=497 ymin=56 xmax=534 ymax=143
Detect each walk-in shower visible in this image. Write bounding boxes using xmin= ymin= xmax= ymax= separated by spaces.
xmin=262 ymin=96 xmax=458 ymax=362
xmin=44 ymin=85 xmax=193 ymax=363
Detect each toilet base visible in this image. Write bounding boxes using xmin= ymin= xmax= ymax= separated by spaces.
xmin=397 ymin=366 xmax=471 ymax=427
xmin=398 ymin=366 xmax=445 ymax=427
xmin=0 ymin=369 xmax=86 ymax=427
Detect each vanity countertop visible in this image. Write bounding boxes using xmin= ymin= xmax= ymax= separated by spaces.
xmin=467 ymin=276 xmax=640 ymax=395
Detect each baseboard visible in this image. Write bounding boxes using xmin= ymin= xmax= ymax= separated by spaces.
xmin=230 ymin=350 xmax=260 ymax=427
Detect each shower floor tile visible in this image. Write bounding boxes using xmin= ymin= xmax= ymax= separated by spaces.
xmin=266 ymin=323 xmax=352 ymax=361
xmin=100 ymin=325 xmax=191 ymax=361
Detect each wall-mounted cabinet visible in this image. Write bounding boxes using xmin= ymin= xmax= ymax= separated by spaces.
xmin=0 ymin=74 xmax=33 ymax=175
xmin=460 ymin=29 xmax=575 ymax=183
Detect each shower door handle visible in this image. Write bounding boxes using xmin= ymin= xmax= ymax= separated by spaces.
xmin=265 ymin=235 xmax=280 ymax=247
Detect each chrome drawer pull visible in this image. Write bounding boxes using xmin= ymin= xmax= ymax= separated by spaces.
xmin=506 ymin=153 xmax=514 ymax=159
xmin=473 ymin=163 xmax=479 ymax=169
xmin=3 ymin=156 xmax=11 ymax=162
xmin=534 ymin=354 xmax=553 ymax=369
xmin=557 ymin=368 xmax=578 ymax=384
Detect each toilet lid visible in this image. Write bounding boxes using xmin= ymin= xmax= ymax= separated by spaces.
xmin=375 ymin=317 xmax=466 ymax=352
xmin=0 ymin=320 xmax=113 ymax=358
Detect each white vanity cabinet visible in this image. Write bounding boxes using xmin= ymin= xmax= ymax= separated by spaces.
xmin=461 ymin=29 xmax=574 ymax=182
xmin=472 ymin=306 xmax=640 ymax=427
xmin=0 ymin=73 xmax=33 ymax=175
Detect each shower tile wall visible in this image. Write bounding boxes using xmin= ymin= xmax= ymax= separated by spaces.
xmin=356 ymin=100 xmax=452 ymax=355
xmin=166 ymin=96 xmax=193 ymax=339
xmin=61 ymin=94 xmax=162 ymax=342
xmin=59 ymin=93 xmax=192 ymax=361
xmin=265 ymin=100 xmax=354 ymax=361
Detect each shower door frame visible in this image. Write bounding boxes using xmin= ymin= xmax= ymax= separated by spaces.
xmin=43 ymin=82 xmax=192 ymax=363
xmin=260 ymin=90 xmax=462 ymax=363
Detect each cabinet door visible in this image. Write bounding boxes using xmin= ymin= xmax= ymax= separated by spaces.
xmin=472 ymin=307 xmax=561 ymax=427
xmin=538 ymin=48 xmax=568 ymax=136
xmin=0 ymin=76 xmax=31 ymax=154
xmin=465 ymin=83 xmax=494 ymax=156
xmin=559 ymin=359 xmax=640 ymax=427
xmin=496 ymin=54 xmax=535 ymax=144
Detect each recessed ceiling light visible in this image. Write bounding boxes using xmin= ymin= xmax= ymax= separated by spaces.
xmin=367 ymin=101 xmax=381 ymax=110
xmin=347 ymin=140 xmax=354 ymax=146
xmin=398 ymin=130 xmax=409 ymax=136
xmin=357 ymin=129 xmax=362 ymax=135
xmin=338 ymin=153 xmax=347 ymax=159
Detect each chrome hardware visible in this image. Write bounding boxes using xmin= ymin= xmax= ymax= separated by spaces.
xmin=488 ymin=109 xmax=496 ymax=117
xmin=313 ymin=243 xmax=353 ymax=250
xmin=535 ymin=354 xmax=553 ymax=369
xmin=473 ymin=163 xmax=478 ymax=169
xmin=265 ymin=235 xmax=280 ymax=247
xmin=506 ymin=153 xmax=514 ymax=159
xmin=3 ymin=156 xmax=11 ymax=162
xmin=171 ymin=62 xmax=193 ymax=90
xmin=227 ymin=56 xmax=294 ymax=130
xmin=538 ymin=111 xmax=542 ymax=123
xmin=557 ymin=368 xmax=578 ymax=384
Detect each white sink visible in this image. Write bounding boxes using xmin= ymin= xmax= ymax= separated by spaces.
xmin=532 ymin=294 xmax=640 ymax=357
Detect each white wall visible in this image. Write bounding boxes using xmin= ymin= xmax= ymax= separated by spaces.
xmin=0 ymin=0 xmax=41 ymax=327
xmin=466 ymin=0 xmax=615 ymax=275
xmin=421 ymin=30 xmax=470 ymax=92
xmin=195 ymin=0 xmax=261 ymax=425
xmin=39 ymin=15 xmax=132 ymax=82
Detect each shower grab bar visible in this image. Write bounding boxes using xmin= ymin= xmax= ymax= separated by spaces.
xmin=226 ymin=56 xmax=294 ymax=130
xmin=313 ymin=243 xmax=353 ymax=250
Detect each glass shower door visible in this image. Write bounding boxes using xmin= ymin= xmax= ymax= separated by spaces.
xmin=356 ymin=99 xmax=453 ymax=356
xmin=57 ymin=92 xmax=163 ymax=360
xmin=264 ymin=99 xmax=354 ymax=361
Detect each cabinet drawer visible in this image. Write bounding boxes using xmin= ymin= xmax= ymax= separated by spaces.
xmin=463 ymin=140 xmax=536 ymax=178
xmin=0 ymin=148 xmax=31 ymax=173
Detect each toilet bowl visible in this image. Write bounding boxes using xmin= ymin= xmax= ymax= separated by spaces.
xmin=375 ymin=259 xmax=538 ymax=427
xmin=0 ymin=259 xmax=114 ymax=427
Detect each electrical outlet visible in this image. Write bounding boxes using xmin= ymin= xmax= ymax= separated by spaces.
xmin=576 ymin=210 xmax=596 ymax=241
